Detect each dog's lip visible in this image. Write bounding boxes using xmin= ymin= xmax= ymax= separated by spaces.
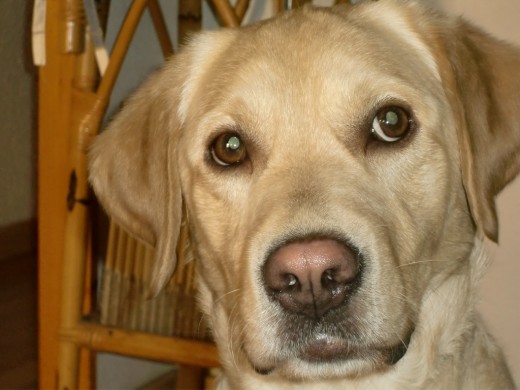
xmin=247 ymin=337 xmax=353 ymax=375
xmin=300 ymin=335 xmax=352 ymax=362
xmin=247 ymin=330 xmax=413 ymax=376
xmin=299 ymin=333 xmax=411 ymax=365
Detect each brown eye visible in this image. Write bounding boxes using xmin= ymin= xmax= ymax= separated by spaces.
xmin=371 ymin=106 xmax=412 ymax=142
xmin=211 ymin=132 xmax=247 ymax=166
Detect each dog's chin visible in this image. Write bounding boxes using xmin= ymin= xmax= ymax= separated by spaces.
xmin=248 ymin=335 xmax=410 ymax=380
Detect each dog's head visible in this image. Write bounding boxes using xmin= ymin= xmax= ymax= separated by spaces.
xmin=89 ymin=0 xmax=520 ymax=384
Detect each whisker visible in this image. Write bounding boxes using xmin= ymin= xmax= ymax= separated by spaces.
xmin=215 ymin=288 xmax=241 ymax=304
xmin=395 ymin=330 xmax=409 ymax=351
xmin=393 ymin=291 xmax=421 ymax=314
xmin=397 ymin=259 xmax=455 ymax=268
xmin=227 ymin=299 xmax=243 ymax=372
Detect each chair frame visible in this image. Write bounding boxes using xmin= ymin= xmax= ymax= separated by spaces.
xmin=38 ymin=1 xmax=260 ymax=388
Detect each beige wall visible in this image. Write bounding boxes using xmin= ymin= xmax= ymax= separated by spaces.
xmin=0 ymin=2 xmax=36 ymax=227
xmin=432 ymin=0 xmax=520 ymax=384
xmin=0 ymin=1 xmax=37 ymax=259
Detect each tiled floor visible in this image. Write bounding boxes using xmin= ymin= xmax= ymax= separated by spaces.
xmin=0 ymin=252 xmax=38 ymax=389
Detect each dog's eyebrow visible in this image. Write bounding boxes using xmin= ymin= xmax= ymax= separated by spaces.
xmin=178 ymin=30 xmax=237 ymax=125
xmin=357 ymin=4 xmax=440 ymax=82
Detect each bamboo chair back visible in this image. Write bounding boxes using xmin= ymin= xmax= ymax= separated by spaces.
xmin=99 ymin=218 xmax=211 ymax=341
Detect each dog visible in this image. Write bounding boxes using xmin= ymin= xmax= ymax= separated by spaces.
xmin=89 ymin=1 xmax=520 ymax=388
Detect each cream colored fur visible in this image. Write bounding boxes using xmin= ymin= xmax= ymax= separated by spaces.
xmin=89 ymin=1 xmax=520 ymax=388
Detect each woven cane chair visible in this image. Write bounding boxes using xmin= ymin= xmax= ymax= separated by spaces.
xmin=54 ymin=1 xmax=272 ymax=388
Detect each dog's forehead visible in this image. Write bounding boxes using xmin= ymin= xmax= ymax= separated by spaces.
xmin=192 ymin=4 xmax=440 ymax=121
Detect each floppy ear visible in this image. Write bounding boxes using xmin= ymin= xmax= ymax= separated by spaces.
xmin=440 ymin=20 xmax=520 ymax=242
xmin=89 ymin=31 xmax=235 ymax=294
xmin=89 ymin=65 xmax=183 ymax=295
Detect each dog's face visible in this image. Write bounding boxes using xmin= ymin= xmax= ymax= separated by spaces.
xmin=90 ymin=0 xmax=520 ymax=385
xmin=177 ymin=5 xmax=474 ymax=379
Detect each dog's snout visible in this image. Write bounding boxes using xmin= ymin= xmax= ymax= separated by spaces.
xmin=263 ymin=238 xmax=359 ymax=318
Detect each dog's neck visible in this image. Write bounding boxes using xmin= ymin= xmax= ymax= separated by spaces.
xmin=386 ymin=239 xmax=488 ymax=388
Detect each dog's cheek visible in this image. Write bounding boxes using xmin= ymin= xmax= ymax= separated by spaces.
xmin=386 ymin=145 xmax=473 ymax=294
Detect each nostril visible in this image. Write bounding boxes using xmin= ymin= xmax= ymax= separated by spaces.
xmin=322 ymin=269 xmax=337 ymax=288
xmin=264 ymin=269 xmax=300 ymax=293
xmin=285 ymin=274 xmax=299 ymax=289
xmin=324 ymin=269 xmax=334 ymax=279
xmin=269 ymin=273 xmax=300 ymax=293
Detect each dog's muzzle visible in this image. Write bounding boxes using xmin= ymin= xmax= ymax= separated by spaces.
xmin=253 ymin=234 xmax=412 ymax=375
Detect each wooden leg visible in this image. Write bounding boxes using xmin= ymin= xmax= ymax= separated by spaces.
xmin=57 ymin=195 xmax=90 ymax=389
xmin=58 ymin=342 xmax=81 ymax=389
xmin=57 ymin=87 xmax=102 ymax=389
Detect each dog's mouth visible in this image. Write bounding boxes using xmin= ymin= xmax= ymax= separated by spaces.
xmin=249 ymin=330 xmax=412 ymax=378
xmin=300 ymin=335 xmax=352 ymax=362
xmin=300 ymin=334 xmax=410 ymax=364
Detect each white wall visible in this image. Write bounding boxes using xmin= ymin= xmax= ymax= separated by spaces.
xmin=430 ymin=0 xmax=520 ymax=384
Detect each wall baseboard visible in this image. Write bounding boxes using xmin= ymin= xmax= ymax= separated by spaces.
xmin=0 ymin=219 xmax=36 ymax=260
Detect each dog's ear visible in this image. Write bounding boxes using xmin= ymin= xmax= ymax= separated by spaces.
xmin=89 ymin=31 xmax=234 ymax=294
xmin=439 ymin=20 xmax=520 ymax=242
xmin=89 ymin=66 xmax=183 ymax=296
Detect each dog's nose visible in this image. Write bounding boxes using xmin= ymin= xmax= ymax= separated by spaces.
xmin=263 ymin=238 xmax=360 ymax=318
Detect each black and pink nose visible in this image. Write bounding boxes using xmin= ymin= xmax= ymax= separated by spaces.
xmin=262 ymin=237 xmax=361 ymax=319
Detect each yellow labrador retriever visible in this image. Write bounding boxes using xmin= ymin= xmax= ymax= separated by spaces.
xmin=89 ymin=1 xmax=519 ymax=388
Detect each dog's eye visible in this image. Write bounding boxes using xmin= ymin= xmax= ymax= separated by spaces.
xmin=371 ymin=106 xmax=411 ymax=142
xmin=211 ymin=132 xmax=247 ymax=166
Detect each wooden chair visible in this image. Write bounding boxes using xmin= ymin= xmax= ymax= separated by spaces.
xmin=37 ymin=0 xmax=274 ymax=388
